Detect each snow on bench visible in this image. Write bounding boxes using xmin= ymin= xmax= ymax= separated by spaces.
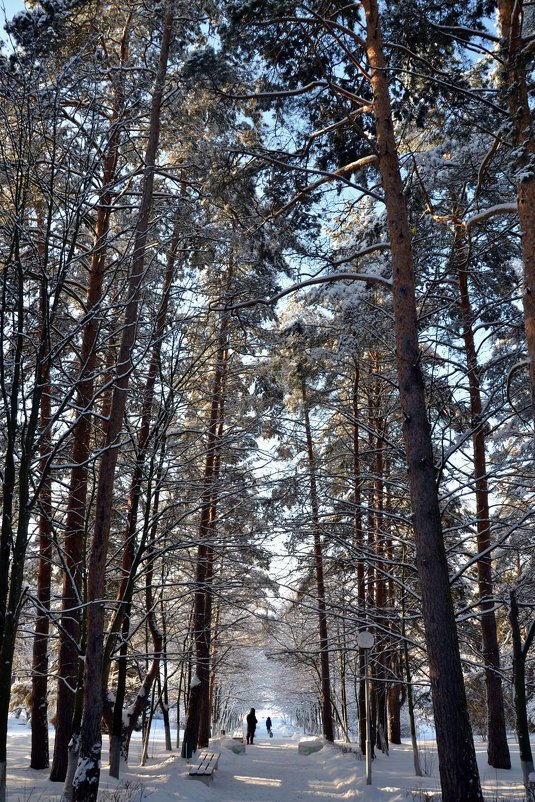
xmin=298 ymin=738 xmax=324 ymax=755
xmin=188 ymin=750 xmax=220 ymax=784
xmin=221 ymin=736 xmax=246 ymax=754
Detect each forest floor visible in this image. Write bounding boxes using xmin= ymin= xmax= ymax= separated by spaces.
xmin=6 ymin=716 xmax=531 ymax=802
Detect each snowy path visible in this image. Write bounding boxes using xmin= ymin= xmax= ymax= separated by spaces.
xmin=128 ymin=734 xmax=528 ymax=802
xmin=5 ymin=723 xmax=531 ymax=802
xmin=200 ymin=737 xmax=357 ymax=801
xmin=123 ymin=735 xmax=361 ymax=802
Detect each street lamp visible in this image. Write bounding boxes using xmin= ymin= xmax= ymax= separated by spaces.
xmin=357 ymin=630 xmax=375 ymax=785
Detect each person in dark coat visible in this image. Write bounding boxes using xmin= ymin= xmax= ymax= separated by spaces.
xmin=266 ymin=716 xmax=272 ymax=735
xmin=246 ymin=707 xmax=258 ymax=744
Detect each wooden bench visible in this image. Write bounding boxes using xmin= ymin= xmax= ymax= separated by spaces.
xmin=188 ymin=750 xmax=220 ymax=785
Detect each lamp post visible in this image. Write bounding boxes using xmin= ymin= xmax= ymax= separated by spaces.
xmin=357 ymin=630 xmax=375 ymax=785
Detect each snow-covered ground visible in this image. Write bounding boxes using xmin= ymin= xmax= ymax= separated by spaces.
xmin=6 ymin=717 xmax=531 ymax=801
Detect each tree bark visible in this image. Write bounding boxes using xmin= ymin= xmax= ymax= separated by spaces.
xmin=371 ymin=369 xmax=388 ymax=753
xmin=453 ymin=225 xmax=510 ymax=768
xmin=402 ymin=604 xmax=422 ymax=776
xmin=497 ymin=0 xmax=535 ymax=420
xmin=182 ymin=307 xmax=230 ymax=754
xmin=159 ymin=655 xmax=172 ymax=752
xmin=111 ymin=489 xmax=164 ymax=771
xmin=362 ymin=2 xmax=483 ymax=800
xmin=72 ymin=8 xmax=175 ymax=801
xmin=198 ymin=533 xmax=216 ymax=747
xmin=337 ymin=601 xmax=350 ymax=742
xmin=352 ymin=361 xmax=368 ymax=755
xmin=384 ymin=464 xmax=403 ymax=746
xmin=387 ymin=675 xmax=404 ymax=746
xmin=31 ymin=269 xmax=52 ymax=770
xmin=509 ymin=590 xmax=535 ymax=794
xmin=0 ymin=193 xmax=53 ymax=802
xmin=106 ymin=218 xmax=180 ymax=777
xmin=301 ymin=373 xmax=334 ymax=743
xmin=31 ymin=378 xmax=52 ymax=769
xmin=50 ymin=27 xmax=130 ymax=779
xmin=208 ymin=600 xmax=222 ymax=736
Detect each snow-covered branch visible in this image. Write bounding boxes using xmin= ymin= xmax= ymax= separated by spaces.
xmin=274 ymin=155 xmax=380 ymax=216
xmin=226 ymin=80 xmax=329 ymax=101
xmin=464 ymin=202 xmax=518 ymax=228
xmin=428 ymin=22 xmax=501 ymax=43
xmin=450 ymin=509 xmax=534 ymax=585
xmin=213 ymin=268 xmax=392 ymax=312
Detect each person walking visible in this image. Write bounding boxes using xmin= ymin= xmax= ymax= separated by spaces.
xmin=246 ymin=707 xmax=258 ymax=745
xmin=266 ymin=716 xmax=273 ymax=736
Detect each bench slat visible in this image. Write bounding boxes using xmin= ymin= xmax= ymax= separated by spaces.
xmin=188 ymin=749 xmax=220 ymax=779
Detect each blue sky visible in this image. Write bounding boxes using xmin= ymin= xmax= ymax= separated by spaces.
xmin=2 ymin=0 xmax=25 ymax=20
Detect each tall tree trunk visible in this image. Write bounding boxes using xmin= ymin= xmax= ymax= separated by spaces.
xmin=497 ymin=0 xmax=535 ymax=418
xmin=371 ymin=368 xmax=388 ymax=753
xmin=300 ymin=374 xmax=334 ymax=743
xmin=182 ymin=316 xmax=229 ymax=754
xmin=114 ymin=483 xmax=165 ymax=769
xmin=0 ymin=224 xmax=28 ymax=802
xmin=362 ymin=3 xmax=483 ymax=800
xmin=0 ymin=213 xmax=53 ymax=802
xmin=338 ymin=608 xmax=349 ymax=742
xmin=453 ymin=225 xmax=510 ymax=768
xmin=59 ymin=632 xmax=86 ymax=802
xmin=140 ymin=683 xmax=158 ymax=767
xmin=384 ymin=462 xmax=403 ymax=746
xmin=72 ymin=9 xmax=175 ymax=801
xmin=50 ymin=28 xmax=130 ymax=778
xmin=208 ymin=600 xmax=222 ymax=735
xmin=30 ymin=518 xmax=52 ymax=770
xmin=30 ymin=386 xmax=52 ymax=770
xmin=176 ymin=605 xmax=194 ymax=749
xmin=31 ymin=271 xmax=52 ymax=770
xmin=387 ymin=651 xmax=405 ymax=746
xmin=159 ymin=660 xmax=172 ymax=752
xmin=361 ymin=378 xmax=377 ymax=754
xmin=198 ymin=394 xmax=228 ymax=747
xmin=352 ymin=361 xmax=367 ymax=755
xmin=106 ymin=356 xmax=170 ymax=775
xmin=106 ymin=217 xmax=180 ymax=777
xmin=197 ymin=539 xmax=215 ymax=747
xmin=509 ymin=591 xmax=535 ymax=795
xmin=402 ymin=597 xmax=422 ymax=776
xmin=182 ymin=250 xmax=234 ymax=755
